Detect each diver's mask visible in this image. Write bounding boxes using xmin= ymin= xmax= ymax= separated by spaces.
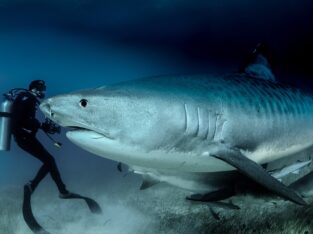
xmin=30 ymin=88 xmax=46 ymax=99
xmin=29 ymin=80 xmax=46 ymax=99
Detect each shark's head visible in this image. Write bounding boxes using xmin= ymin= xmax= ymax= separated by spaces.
xmin=39 ymin=85 xmax=186 ymax=165
xmin=40 ymin=88 xmax=119 ymax=139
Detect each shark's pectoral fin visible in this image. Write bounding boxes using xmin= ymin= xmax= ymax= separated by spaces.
xmin=140 ymin=176 xmax=160 ymax=190
xmin=210 ymin=147 xmax=306 ymax=205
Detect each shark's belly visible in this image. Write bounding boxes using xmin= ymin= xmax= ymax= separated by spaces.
xmin=67 ymin=129 xmax=313 ymax=173
xmin=121 ymin=143 xmax=313 ymax=173
xmin=66 ymin=129 xmax=234 ymax=172
xmin=131 ymin=165 xmax=239 ymax=193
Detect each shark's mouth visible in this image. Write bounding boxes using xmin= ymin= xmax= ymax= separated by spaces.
xmin=68 ymin=126 xmax=90 ymax=132
xmin=67 ymin=126 xmax=101 ymax=137
xmin=67 ymin=126 xmax=115 ymax=140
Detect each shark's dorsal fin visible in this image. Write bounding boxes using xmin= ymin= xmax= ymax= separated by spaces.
xmin=240 ymin=43 xmax=276 ymax=82
xmin=140 ymin=176 xmax=160 ymax=190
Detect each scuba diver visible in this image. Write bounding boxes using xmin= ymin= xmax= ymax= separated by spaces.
xmin=11 ymin=80 xmax=72 ymax=197
xmin=1 ymin=80 xmax=102 ymax=233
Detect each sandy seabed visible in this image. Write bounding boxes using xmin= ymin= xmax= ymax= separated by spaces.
xmin=1 ymin=178 xmax=313 ymax=234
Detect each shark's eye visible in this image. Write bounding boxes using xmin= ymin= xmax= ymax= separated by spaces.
xmin=80 ymin=99 xmax=88 ymax=108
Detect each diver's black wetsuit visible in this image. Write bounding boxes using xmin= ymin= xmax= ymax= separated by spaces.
xmin=12 ymin=91 xmax=67 ymax=193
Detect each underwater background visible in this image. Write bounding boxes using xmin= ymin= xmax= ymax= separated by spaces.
xmin=1 ymin=0 xmax=313 ymax=233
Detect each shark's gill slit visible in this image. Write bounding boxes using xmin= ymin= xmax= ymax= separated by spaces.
xmin=203 ymin=109 xmax=210 ymax=140
xmin=195 ymin=107 xmax=200 ymax=137
xmin=184 ymin=103 xmax=188 ymax=133
xmin=207 ymin=111 xmax=216 ymax=141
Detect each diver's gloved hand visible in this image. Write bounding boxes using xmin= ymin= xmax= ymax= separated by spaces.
xmin=40 ymin=121 xmax=50 ymax=133
xmin=41 ymin=118 xmax=61 ymax=134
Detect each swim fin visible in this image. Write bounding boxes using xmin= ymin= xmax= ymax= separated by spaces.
xmin=23 ymin=185 xmax=50 ymax=234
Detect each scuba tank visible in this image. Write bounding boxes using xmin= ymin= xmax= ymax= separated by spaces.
xmin=0 ymin=93 xmax=14 ymax=151
xmin=0 ymin=88 xmax=29 ymax=151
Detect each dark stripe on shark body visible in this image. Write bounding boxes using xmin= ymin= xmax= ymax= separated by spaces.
xmin=233 ymin=79 xmax=276 ymax=118
xmin=283 ymin=90 xmax=299 ymax=116
xmin=186 ymin=74 xmax=313 ymax=137
xmin=243 ymin=79 xmax=266 ymax=115
xmin=229 ymin=77 xmax=313 ymax=120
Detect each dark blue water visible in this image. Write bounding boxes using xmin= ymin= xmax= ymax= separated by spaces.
xmin=0 ymin=1 xmax=313 ymax=233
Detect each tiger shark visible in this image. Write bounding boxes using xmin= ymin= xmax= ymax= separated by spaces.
xmin=40 ymin=45 xmax=313 ymax=205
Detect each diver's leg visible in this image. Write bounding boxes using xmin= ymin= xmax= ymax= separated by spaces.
xmin=32 ymin=142 xmax=68 ymax=194
xmin=16 ymin=134 xmax=68 ymax=194
xmin=47 ymin=158 xmax=68 ymax=194
xmin=15 ymin=134 xmax=47 ymax=192
xmin=30 ymin=165 xmax=49 ymax=191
